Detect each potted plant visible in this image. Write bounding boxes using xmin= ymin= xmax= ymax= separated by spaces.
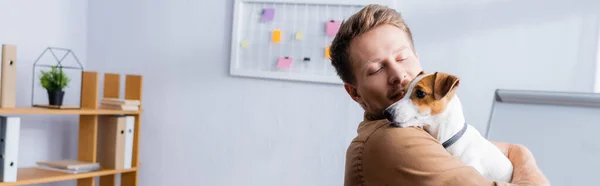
xmin=39 ymin=66 xmax=70 ymax=106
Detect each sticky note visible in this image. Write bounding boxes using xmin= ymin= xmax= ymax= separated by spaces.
xmin=272 ymin=29 xmax=281 ymax=43
xmin=295 ymin=32 xmax=303 ymax=40
xmin=241 ymin=41 xmax=248 ymax=48
xmin=326 ymin=20 xmax=341 ymax=36
xmin=277 ymin=57 xmax=292 ymax=69
xmin=325 ymin=46 xmax=331 ymax=59
xmin=262 ymin=8 xmax=275 ymax=21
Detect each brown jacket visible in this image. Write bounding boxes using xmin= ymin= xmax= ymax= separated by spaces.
xmin=344 ymin=114 xmax=513 ymax=186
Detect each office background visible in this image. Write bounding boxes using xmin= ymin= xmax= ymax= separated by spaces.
xmin=1 ymin=0 xmax=599 ymax=185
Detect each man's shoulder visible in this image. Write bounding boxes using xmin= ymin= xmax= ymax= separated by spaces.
xmin=344 ymin=121 xmax=450 ymax=186
xmin=352 ymin=119 xmax=435 ymax=144
xmin=366 ymin=125 xmax=438 ymax=152
xmin=347 ymin=119 xmax=440 ymax=158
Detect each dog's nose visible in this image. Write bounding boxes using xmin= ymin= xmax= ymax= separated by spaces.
xmin=383 ymin=108 xmax=394 ymax=121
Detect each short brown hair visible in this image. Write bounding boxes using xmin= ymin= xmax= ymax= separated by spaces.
xmin=330 ymin=4 xmax=415 ymax=84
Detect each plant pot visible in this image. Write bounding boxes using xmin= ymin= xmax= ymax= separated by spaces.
xmin=47 ymin=90 xmax=65 ymax=106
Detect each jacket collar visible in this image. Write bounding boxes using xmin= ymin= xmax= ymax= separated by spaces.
xmin=363 ymin=111 xmax=384 ymax=121
xmin=354 ymin=112 xmax=389 ymax=142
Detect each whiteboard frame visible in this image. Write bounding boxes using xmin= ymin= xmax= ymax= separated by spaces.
xmin=485 ymin=89 xmax=600 ymax=138
xmin=229 ymin=0 xmax=396 ymax=84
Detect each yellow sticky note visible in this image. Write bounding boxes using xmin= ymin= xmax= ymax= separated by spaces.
xmin=241 ymin=41 xmax=248 ymax=48
xmin=325 ymin=45 xmax=331 ymax=59
xmin=272 ymin=29 xmax=281 ymax=43
xmin=295 ymin=32 xmax=303 ymax=40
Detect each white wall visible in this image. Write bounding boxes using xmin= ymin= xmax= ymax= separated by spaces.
xmin=81 ymin=0 xmax=599 ymax=185
xmin=87 ymin=0 xmax=361 ymax=186
xmin=595 ymin=25 xmax=600 ymax=93
xmin=0 ymin=0 xmax=88 ymax=186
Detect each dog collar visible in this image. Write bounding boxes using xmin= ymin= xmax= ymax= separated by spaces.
xmin=442 ymin=122 xmax=468 ymax=148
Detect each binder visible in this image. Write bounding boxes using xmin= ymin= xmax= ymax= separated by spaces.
xmin=0 ymin=45 xmax=17 ymax=108
xmin=97 ymin=116 xmax=126 ymax=169
xmin=98 ymin=115 xmax=135 ymax=169
xmin=0 ymin=116 xmax=20 ymax=182
xmin=123 ymin=116 xmax=134 ymax=169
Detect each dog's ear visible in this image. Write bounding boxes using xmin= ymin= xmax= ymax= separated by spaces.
xmin=433 ymin=72 xmax=460 ymax=100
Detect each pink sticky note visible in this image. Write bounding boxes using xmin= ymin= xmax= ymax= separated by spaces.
xmin=262 ymin=8 xmax=275 ymax=21
xmin=326 ymin=20 xmax=341 ymax=36
xmin=277 ymin=57 xmax=292 ymax=69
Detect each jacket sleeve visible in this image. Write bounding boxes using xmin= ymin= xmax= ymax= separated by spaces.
xmin=360 ymin=127 xmax=513 ymax=186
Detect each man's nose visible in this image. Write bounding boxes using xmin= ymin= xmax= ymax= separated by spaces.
xmin=389 ymin=71 xmax=408 ymax=85
xmin=400 ymin=74 xmax=410 ymax=86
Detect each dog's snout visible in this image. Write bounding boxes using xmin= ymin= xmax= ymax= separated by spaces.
xmin=383 ymin=108 xmax=394 ymax=121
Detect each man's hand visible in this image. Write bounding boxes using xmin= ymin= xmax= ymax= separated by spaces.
xmin=492 ymin=142 xmax=550 ymax=186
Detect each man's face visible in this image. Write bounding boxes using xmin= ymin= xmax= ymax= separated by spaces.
xmin=344 ymin=24 xmax=423 ymax=119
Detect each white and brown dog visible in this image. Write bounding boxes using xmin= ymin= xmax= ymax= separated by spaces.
xmin=383 ymin=71 xmax=513 ymax=182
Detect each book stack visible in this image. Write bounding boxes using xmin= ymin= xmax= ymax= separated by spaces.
xmin=100 ymin=98 xmax=140 ymax=111
xmin=36 ymin=160 xmax=100 ymax=174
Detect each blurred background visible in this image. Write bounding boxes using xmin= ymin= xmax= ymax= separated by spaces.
xmin=1 ymin=0 xmax=599 ymax=185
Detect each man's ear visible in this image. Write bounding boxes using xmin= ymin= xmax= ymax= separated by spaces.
xmin=344 ymin=83 xmax=361 ymax=102
xmin=433 ymin=72 xmax=460 ymax=100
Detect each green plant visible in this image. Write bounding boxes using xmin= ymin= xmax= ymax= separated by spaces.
xmin=40 ymin=66 xmax=71 ymax=92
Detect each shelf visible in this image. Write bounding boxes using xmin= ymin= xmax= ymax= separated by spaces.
xmin=0 ymin=167 xmax=138 ymax=186
xmin=0 ymin=107 xmax=142 ymax=115
xmin=0 ymin=72 xmax=144 ymax=186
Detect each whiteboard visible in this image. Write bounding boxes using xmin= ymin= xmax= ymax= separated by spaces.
xmin=486 ymin=89 xmax=600 ymax=186
xmin=229 ymin=0 xmax=395 ymax=84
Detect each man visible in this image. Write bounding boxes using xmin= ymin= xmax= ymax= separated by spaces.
xmin=330 ymin=4 xmax=550 ymax=186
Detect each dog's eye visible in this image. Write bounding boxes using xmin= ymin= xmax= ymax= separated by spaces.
xmin=415 ymin=90 xmax=426 ymax=99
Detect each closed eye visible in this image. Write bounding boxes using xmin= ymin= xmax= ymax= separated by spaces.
xmin=374 ymin=67 xmax=383 ymax=73
xmin=397 ymin=56 xmax=408 ymax=62
xmin=368 ymin=65 xmax=384 ymax=75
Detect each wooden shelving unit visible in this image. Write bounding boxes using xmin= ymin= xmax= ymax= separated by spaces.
xmin=0 ymin=71 xmax=143 ymax=186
